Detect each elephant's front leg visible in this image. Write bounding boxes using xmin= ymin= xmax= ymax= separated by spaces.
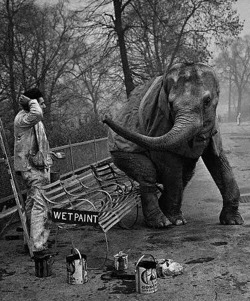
xmin=111 ymin=151 xmax=171 ymax=228
xmin=140 ymin=186 xmax=171 ymax=228
xmin=202 ymin=148 xmax=244 ymax=225
xmin=159 ymin=188 xmax=187 ymax=226
xmin=157 ymin=154 xmax=189 ymax=226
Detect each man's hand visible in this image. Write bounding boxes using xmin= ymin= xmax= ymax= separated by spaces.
xmin=19 ymin=95 xmax=31 ymax=107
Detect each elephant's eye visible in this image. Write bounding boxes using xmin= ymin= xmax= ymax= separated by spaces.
xmin=203 ymin=96 xmax=212 ymax=107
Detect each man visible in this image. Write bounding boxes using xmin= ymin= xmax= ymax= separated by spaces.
xmin=14 ymin=88 xmax=53 ymax=255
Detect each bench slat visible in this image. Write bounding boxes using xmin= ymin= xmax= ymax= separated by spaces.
xmin=99 ymin=195 xmax=140 ymax=232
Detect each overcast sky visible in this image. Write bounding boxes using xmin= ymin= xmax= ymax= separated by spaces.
xmin=38 ymin=0 xmax=250 ymax=37
xmin=234 ymin=0 xmax=250 ymax=36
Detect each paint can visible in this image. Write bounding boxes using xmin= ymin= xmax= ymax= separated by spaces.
xmin=114 ymin=251 xmax=128 ymax=271
xmin=66 ymin=248 xmax=88 ymax=284
xmin=34 ymin=254 xmax=53 ymax=278
xmin=135 ymin=254 xmax=157 ymax=294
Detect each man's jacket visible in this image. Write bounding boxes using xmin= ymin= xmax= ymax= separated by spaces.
xmin=14 ymin=100 xmax=52 ymax=171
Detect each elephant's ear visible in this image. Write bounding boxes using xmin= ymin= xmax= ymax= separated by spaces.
xmin=210 ymin=119 xmax=223 ymax=156
xmin=139 ymin=77 xmax=172 ymax=136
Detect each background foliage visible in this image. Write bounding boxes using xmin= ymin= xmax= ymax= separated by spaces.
xmin=0 ymin=0 xmax=247 ymax=152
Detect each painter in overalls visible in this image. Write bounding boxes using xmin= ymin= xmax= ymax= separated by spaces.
xmin=14 ymin=88 xmax=52 ymax=256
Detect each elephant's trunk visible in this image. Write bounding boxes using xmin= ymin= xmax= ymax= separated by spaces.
xmin=103 ymin=116 xmax=201 ymax=157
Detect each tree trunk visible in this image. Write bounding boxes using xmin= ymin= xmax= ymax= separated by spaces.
xmin=6 ymin=0 xmax=18 ymax=115
xmin=228 ymin=71 xmax=232 ymax=121
xmin=237 ymin=88 xmax=242 ymax=116
xmin=113 ymin=0 xmax=134 ymax=98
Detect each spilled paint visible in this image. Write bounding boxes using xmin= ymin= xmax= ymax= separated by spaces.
xmin=0 ymin=268 xmax=16 ymax=281
xmin=185 ymin=257 xmax=214 ymax=264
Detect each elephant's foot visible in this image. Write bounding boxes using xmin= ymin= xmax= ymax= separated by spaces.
xmin=141 ymin=189 xmax=171 ymax=228
xmin=159 ymin=198 xmax=187 ymax=226
xmin=143 ymin=207 xmax=172 ymax=229
xmin=164 ymin=210 xmax=187 ymax=226
xmin=219 ymin=206 xmax=244 ymax=225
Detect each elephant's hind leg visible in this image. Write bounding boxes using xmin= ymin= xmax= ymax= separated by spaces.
xmin=202 ymin=148 xmax=244 ymax=225
xmin=111 ymin=151 xmax=171 ymax=228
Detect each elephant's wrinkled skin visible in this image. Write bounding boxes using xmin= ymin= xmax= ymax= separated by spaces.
xmin=103 ymin=62 xmax=244 ymax=228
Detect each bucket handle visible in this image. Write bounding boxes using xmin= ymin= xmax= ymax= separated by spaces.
xmin=71 ymin=248 xmax=82 ymax=261
xmin=135 ymin=254 xmax=156 ymax=270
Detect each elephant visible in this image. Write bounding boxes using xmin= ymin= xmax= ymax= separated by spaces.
xmin=103 ymin=62 xmax=244 ymax=228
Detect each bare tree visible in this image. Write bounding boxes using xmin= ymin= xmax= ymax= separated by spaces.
xmin=125 ymin=0 xmax=243 ymax=81
xmin=83 ymin=0 xmax=134 ymax=97
xmin=84 ymin=0 xmax=242 ymax=97
xmin=61 ymin=40 xmax=125 ymax=123
xmin=112 ymin=0 xmax=134 ymax=96
xmin=0 ymin=0 xmax=27 ymax=114
xmin=216 ymin=36 xmax=250 ymax=118
xmin=0 ymin=0 xmax=87 ymax=124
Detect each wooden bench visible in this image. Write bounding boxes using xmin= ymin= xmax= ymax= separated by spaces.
xmin=239 ymin=192 xmax=250 ymax=203
xmin=42 ymin=159 xmax=141 ymax=233
xmin=90 ymin=160 xmax=140 ymax=230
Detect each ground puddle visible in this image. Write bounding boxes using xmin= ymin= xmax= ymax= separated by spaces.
xmin=211 ymin=241 xmax=228 ymax=246
xmin=185 ymin=257 xmax=214 ymax=264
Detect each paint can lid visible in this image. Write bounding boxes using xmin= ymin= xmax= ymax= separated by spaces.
xmin=33 ymin=254 xmax=53 ymax=261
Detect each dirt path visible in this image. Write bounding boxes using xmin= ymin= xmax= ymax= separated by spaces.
xmin=1 ymin=122 xmax=250 ymax=301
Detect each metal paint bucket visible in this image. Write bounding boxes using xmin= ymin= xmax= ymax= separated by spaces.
xmin=66 ymin=248 xmax=88 ymax=284
xmin=135 ymin=254 xmax=157 ymax=294
xmin=114 ymin=251 xmax=128 ymax=271
xmin=34 ymin=254 xmax=53 ymax=278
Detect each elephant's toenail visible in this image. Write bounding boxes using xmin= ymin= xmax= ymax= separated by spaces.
xmin=175 ymin=220 xmax=183 ymax=225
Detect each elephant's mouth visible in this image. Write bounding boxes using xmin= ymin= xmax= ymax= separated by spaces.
xmin=203 ymin=127 xmax=217 ymax=138
xmin=196 ymin=122 xmax=217 ymax=140
xmin=188 ymin=128 xmax=217 ymax=148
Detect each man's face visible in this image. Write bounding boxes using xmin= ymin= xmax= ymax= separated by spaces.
xmin=38 ymin=97 xmax=46 ymax=112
